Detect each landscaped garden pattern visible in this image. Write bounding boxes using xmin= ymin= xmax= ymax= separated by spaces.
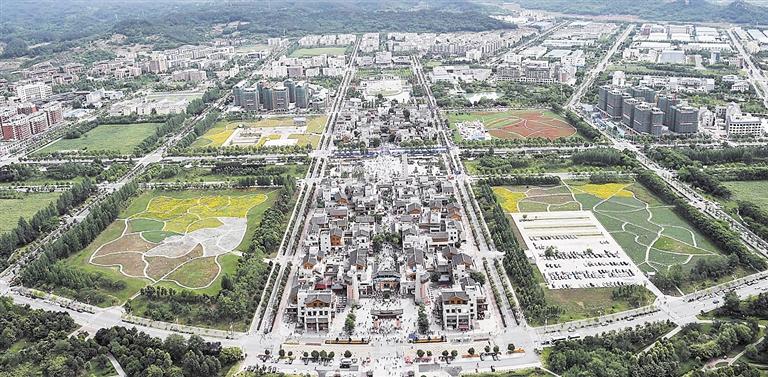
xmin=191 ymin=116 xmax=327 ymax=148
xmin=493 ymin=181 xmax=724 ymax=275
xmin=448 ymin=110 xmax=576 ymax=141
xmin=36 ymin=123 xmax=161 ymax=155
xmin=63 ymin=189 xmax=277 ymax=303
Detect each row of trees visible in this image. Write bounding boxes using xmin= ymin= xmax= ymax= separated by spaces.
xmin=134 ymin=114 xmax=187 ymax=155
xmin=0 ymin=178 xmax=96 ymax=270
xmin=135 ymin=87 xmax=223 ymax=155
xmin=178 ymin=143 xmax=313 ymax=156
xmin=211 ymin=161 xmax=307 ymax=177
xmin=474 ymin=177 xmax=561 ymax=324
xmin=611 ymin=285 xmax=651 ymax=308
xmin=645 ymin=147 xmax=732 ymax=198
xmin=0 ymin=162 xmax=132 ymax=185
xmin=171 ymin=111 xmax=219 ymax=152
xmin=564 ymin=110 xmax=602 ymax=142
xmin=19 ymin=182 xmax=139 ymax=305
xmin=677 ymin=167 xmax=732 ymax=199
xmin=649 ymin=146 xmax=768 ymax=171
xmin=571 ymin=148 xmax=632 ymax=167
xmin=738 ymin=201 xmax=768 ymax=243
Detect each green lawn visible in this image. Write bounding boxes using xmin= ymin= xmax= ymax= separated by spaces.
xmin=723 ymin=181 xmax=768 ymax=209
xmin=0 ymin=192 xmax=61 ymax=234
xmin=36 ymin=123 xmax=160 ymax=155
xmin=60 ymin=188 xmax=280 ymax=306
xmin=289 ymin=47 xmax=346 ymax=57
xmin=529 ymin=264 xmax=652 ymax=325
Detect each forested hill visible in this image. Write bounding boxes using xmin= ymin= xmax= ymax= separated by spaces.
xmin=1 ymin=0 xmax=511 ymax=59
xmin=510 ymin=0 xmax=768 ymax=25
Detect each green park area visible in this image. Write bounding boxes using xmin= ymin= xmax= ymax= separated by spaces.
xmin=36 ymin=123 xmax=160 ymax=155
xmin=494 ymin=180 xmax=741 ymax=299
xmin=0 ymin=192 xmax=61 ymax=234
xmin=60 ymin=188 xmax=279 ymax=306
xmin=722 ymin=181 xmax=768 ymax=209
xmin=190 ymin=116 xmax=327 ymax=149
xmin=289 ymin=47 xmax=346 ymax=57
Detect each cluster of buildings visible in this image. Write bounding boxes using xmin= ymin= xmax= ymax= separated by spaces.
xmin=0 ymin=101 xmax=63 ymax=141
xmin=718 ymin=103 xmax=765 ymax=137
xmin=15 ymin=82 xmax=53 ymax=102
xmin=497 ymin=60 xmax=577 ymax=85
xmin=262 ymin=54 xmax=347 ymax=79
xmin=15 ymin=63 xmax=83 ymax=86
xmin=171 ymin=69 xmax=208 ymax=83
xmin=429 ymin=65 xmax=492 ymax=84
xmin=108 ymin=91 xmax=203 ymax=116
xmin=384 ymin=30 xmax=531 ymax=60
xmin=360 ymin=33 xmax=381 ymax=53
xmin=298 ymin=34 xmax=357 ymax=47
xmin=734 ymin=27 xmax=767 ymax=54
xmin=88 ymin=45 xmax=236 ymax=81
xmin=233 ymin=79 xmax=327 ymax=112
xmin=543 ymin=22 xmax=615 ymax=49
xmin=632 ymin=74 xmax=716 ymax=94
xmin=289 ymin=155 xmax=487 ymax=332
xmin=355 ymin=52 xmax=411 ymax=67
xmin=12 ymin=44 xmax=238 ymax=93
xmin=493 ymin=21 xmax=618 ymax=87
xmin=598 ymin=84 xmax=700 ymax=135
xmin=625 ymin=24 xmax=735 ymax=65
xmin=333 ymin=99 xmax=437 ymax=147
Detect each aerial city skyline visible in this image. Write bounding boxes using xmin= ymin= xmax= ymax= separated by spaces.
xmin=1 ymin=1 xmax=768 ymax=376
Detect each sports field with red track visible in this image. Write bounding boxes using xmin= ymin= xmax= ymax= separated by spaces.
xmin=449 ymin=109 xmax=576 ymax=140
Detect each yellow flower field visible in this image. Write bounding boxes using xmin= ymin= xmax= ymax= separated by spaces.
xmin=134 ymin=194 xmax=268 ymax=233
xmin=492 ymin=187 xmax=527 ymax=213
xmin=572 ymin=183 xmax=633 ymax=199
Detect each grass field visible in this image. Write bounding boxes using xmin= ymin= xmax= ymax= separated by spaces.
xmin=61 ymin=189 xmax=279 ymax=305
xmin=289 ymin=47 xmax=346 ymax=57
xmin=0 ymin=192 xmax=61 ymax=234
xmin=494 ymin=180 xmax=732 ymax=294
xmin=191 ymin=116 xmax=327 ymax=149
xmin=36 ymin=123 xmax=160 ymax=155
xmin=448 ymin=109 xmax=576 ymax=141
xmin=722 ymin=181 xmax=768 ymax=209
xmin=529 ymin=266 xmax=652 ymax=323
